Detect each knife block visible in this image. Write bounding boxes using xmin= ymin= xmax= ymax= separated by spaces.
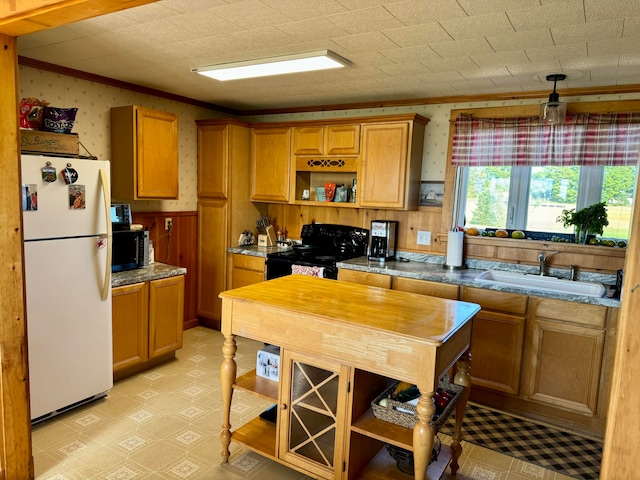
xmin=258 ymin=226 xmax=276 ymax=247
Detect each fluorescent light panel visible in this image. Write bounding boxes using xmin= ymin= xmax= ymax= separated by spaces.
xmin=192 ymin=50 xmax=350 ymax=81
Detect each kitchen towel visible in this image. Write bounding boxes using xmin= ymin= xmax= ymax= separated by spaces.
xmin=446 ymin=231 xmax=464 ymax=267
xmin=292 ymin=265 xmax=325 ymax=277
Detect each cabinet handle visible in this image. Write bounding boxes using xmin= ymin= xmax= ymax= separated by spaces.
xmin=281 ymin=403 xmax=287 ymax=410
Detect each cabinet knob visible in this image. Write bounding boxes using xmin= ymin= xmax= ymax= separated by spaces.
xmin=281 ymin=403 xmax=287 ymax=410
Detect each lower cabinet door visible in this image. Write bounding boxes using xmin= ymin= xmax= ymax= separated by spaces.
xmin=112 ymin=282 xmax=149 ymax=372
xmin=149 ymin=275 xmax=184 ymax=358
xmin=278 ymin=350 xmax=349 ymax=479
xmin=526 ymin=319 xmax=605 ymax=415
xmin=470 ymin=311 xmax=525 ymax=394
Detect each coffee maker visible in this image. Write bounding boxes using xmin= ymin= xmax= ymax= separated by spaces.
xmin=368 ymin=220 xmax=398 ymax=262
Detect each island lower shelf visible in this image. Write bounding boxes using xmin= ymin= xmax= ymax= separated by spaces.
xmin=230 ymin=368 xmax=461 ymax=479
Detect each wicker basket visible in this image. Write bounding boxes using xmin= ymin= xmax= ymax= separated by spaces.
xmin=371 ymin=380 xmax=464 ymax=431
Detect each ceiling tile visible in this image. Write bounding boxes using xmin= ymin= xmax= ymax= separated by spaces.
xmin=377 ymin=62 xmax=433 ymax=76
xmin=326 ymin=6 xmax=404 ymax=34
xmin=449 ymin=78 xmax=497 ymax=91
xmin=384 ymin=0 xmax=468 ymax=24
xmin=526 ymin=42 xmax=588 ymax=62
xmin=585 ymin=0 xmax=640 ymax=21
xmin=430 ymin=38 xmax=494 ymax=58
xmin=507 ymin=59 xmax=562 ymax=76
xmin=507 ymin=1 xmax=585 ymax=32
xmin=211 ymin=0 xmax=292 ymax=29
xmin=439 ymin=12 xmax=514 ymax=40
xmin=486 ymin=29 xmax=553 ymax=52
xmin=276 ymin=17 xmax=349 ymax=42
xmin=623 ymin=16 xmax=640 ymax=37
xmin=379 ymin=45 xmax=441 ymax=63
xmin=457 ymin=0 xmax=542 ymax=15
xmin=422 ymin=56 xmax=480 ymax=72
xmin=459 ymin=65 xmax=512 ymax=80
xmin=561 ymin=55 xmax=620 ymax=71
xmin=551 ymin=19 xmax=624 ymax=45
xmin=261 ymin=0 xmax=347 ymax=20
xmin=471 ymin=50 xmax=530 ymax=68
xmin=332 ymin=31 xmax=400 ymax=53
xmin=382 ymin=23 xmax=452 ymax=47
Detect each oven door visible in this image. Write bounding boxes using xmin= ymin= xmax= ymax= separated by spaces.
xmin=266 ymin=256 xmax=337 ymax=280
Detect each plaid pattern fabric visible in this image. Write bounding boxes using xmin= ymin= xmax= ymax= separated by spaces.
xmin=451 ymin=113 xmax=640 ymax=167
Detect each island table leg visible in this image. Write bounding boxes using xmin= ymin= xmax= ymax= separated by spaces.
xmin=220 ymin=334 xmax=237 ymax=463
xmin=450 ymin=353 xmax=471 ymax=475
xmin=413 ymin=391 xmax=436 ymax=479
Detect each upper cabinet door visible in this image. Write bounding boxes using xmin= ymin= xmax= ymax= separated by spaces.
xmin=359 ymin=122 xmax=409 ymax=209
xmin=136 ymin=107 xmax=179 ymax=199
xmin=110 ymin=105 xmax=179 ymax=200
xmin=324 ymin=124 xmax=360 ymax=155
xmin=197 ymin=123 xmax=228 ymax=199
xmin=292 ymin=126 xmax=323 ymax=155
xmin=251 ymin=127 xmax=291 ymax=203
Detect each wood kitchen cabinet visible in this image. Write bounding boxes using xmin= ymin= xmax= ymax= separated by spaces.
xmin=337 ymin=269 xmax=392 ymax=288
xmin=112 ymin=275 xmax=184 ymax=379
xmin=393 ymin=276 xmax=459 ymax=299
xmin=524 ymin=298 xmax=608 ymax=416
xmin=251 ymin=126 xmax=291 ymax=203
xmin=196 ymin=120 xmax=262 ymax=329
xmin=359 ymin=117 xmax=427 ymax=210
xmin=460 ymin=287 xmax=527 ymax=395
xmin=292 ymin=124 xmax=360 ymax=155
xmin=229 ymin=253 xmax=265 ymax=289
xmin=110 ymin=105 xmax=179 ymax=200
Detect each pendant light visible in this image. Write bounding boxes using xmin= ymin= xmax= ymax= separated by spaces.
xmin=540 ymin=74 xmax=567 ymax=125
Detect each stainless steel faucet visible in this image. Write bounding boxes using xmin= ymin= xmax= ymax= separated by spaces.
xmin=538 ymin=251 xmax=558 ymax=276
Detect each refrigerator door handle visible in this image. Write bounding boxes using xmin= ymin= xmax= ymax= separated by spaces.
xmin=100 ymin=168 xmax=112 ymax=301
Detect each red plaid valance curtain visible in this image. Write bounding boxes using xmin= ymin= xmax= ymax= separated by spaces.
xmin=451 ymin=113 xmax=640 ymax=167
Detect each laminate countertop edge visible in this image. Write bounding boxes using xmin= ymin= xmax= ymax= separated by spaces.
xmin=112 ymin=263 xmax=187 ymax=288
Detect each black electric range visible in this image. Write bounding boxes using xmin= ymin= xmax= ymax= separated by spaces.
xmin=266 ymin=223 xmax=369 ymax=280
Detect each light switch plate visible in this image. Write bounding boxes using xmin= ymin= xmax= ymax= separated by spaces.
xmin=417 ymin=231 xmax=431 ymax=245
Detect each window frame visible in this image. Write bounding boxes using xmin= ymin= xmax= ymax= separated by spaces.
xmin=442 ymin=100 xmax=640 ymax=238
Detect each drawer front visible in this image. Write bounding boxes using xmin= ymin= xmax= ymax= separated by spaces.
xmin=337 ymin=269 xmax=392 ymax=289
xmin=462 ymin=287 xmax=528 ymax=315
xmin=393 ymin=276 xmax=459 ymax=299
xmin=233 ymin=254 xmax=265 ymax=272
xmin=534 ymin=297 xmax=607 ymax=328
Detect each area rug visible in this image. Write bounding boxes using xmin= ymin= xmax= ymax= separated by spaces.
xmin=439 ymin=403 xmax=602 ymax=479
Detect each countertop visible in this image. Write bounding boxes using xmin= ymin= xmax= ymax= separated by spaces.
xmin=112 ymin=262 xmax=187 ymax=288
xmin=227 ymin=245 xmax=620 ymax=308
xmin=337 ymin=253 xmax=620 ymax=308
xmin=227 ymin=245 xmax=287 ymax=257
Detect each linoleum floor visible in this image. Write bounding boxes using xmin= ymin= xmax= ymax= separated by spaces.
xmin=32 ymin=326 xmax=576 ymax=480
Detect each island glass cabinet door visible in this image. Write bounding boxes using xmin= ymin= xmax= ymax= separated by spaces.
xmin=278 ymin=350 xmax=350 ymax=479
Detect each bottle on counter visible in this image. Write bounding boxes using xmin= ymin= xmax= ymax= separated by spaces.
xmin=149 ymin=240 xmax=154 ymax=264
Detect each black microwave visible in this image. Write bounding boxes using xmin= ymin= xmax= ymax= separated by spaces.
xmin=112 ymin=230 xmax=149 ymax=272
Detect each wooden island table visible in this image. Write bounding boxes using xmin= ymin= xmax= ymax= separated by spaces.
xmin=219 ymin=275 xmax=480 ymax=479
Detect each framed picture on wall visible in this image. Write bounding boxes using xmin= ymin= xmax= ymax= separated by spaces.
xmin=419 ymin=181 xmax=445 ymax=207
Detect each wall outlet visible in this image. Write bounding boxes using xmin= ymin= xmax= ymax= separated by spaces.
xmin=165 ymin=218 xmax=173 ymax=230
xmin=417 ymin=230 xmax=431 ymax=245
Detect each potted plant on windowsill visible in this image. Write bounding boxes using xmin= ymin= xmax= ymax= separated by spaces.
xmin=556 ymin=202 xmax=609 ymax=244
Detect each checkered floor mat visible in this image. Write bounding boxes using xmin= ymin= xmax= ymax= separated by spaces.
xmin=439 ymin=403 xmax=602 ymax=479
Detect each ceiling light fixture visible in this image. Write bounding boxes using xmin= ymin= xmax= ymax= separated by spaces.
xmin=191 ymin=50 xmax=351 ymax=81
xmin=540 ymin=73 xmax=567 ymax=125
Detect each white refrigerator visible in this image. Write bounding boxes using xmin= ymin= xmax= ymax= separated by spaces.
xmin=21 ymin=154 xmax=113 ymax=422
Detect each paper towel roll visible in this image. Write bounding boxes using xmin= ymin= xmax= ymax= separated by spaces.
xmin=446 ymin=231 xmax=464 ymax=267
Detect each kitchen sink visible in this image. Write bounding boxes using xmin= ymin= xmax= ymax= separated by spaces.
xmin=474 ymin=270 xmax=606 ymax=297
